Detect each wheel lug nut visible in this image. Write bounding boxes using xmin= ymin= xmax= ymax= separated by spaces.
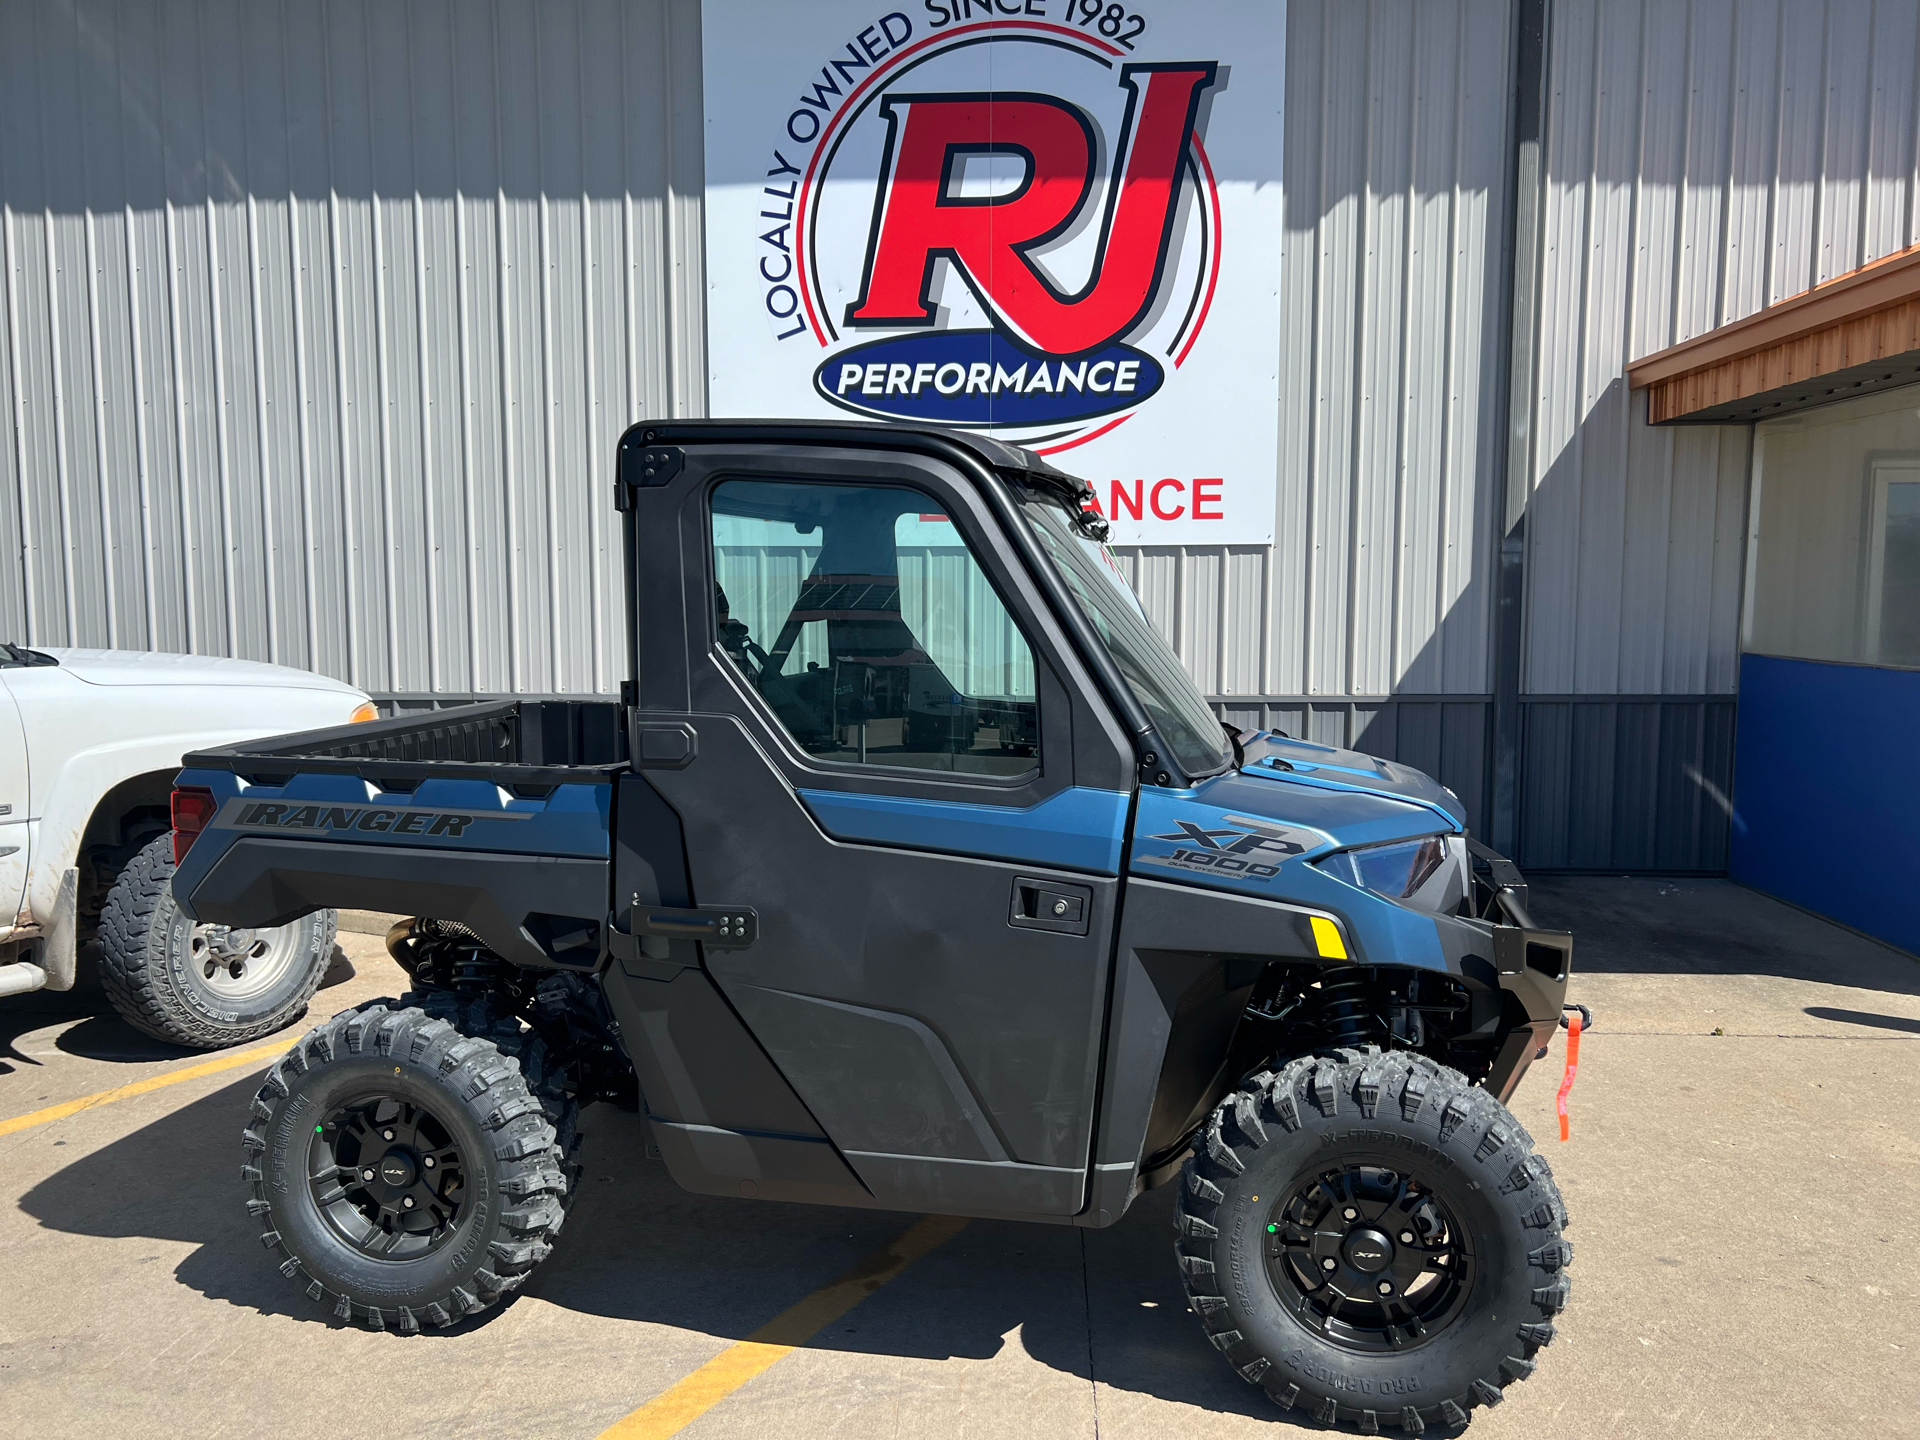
xmin=383 ymin=1129 xmax=395 ymax=1141
xmin=402 ymin=1196 xmax=415 ymax=1208
xmin=1321 ymin=1258 xmax=1337 ymax=1272
xmin=423 ymin=1156 xmax=435 ymax=1169
xmin=1343 ymin=1208 xmax=1358 ymax=1221
xmin=1377 ymin=1281 xmax=1393 ymax=1296
xmin=1400 ymin=1231 xmax=1415 ymax=1244
xmin=361 ymin=1169 xmax=375 ymax=1181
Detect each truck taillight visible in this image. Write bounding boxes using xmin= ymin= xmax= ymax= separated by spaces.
xmin=171 ymin=786 xmax=217 ymax=863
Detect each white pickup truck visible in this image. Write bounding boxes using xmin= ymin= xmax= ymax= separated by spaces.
xmin=0 ymin=644 xmax=374 ymax=1047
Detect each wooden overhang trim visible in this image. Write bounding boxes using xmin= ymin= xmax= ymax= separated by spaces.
xmin=1627 ymin=244 xmax=1920 ymax=423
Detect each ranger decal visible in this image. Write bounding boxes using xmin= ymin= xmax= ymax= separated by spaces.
xmin=220 ymin=800 xmax=532 ymax=840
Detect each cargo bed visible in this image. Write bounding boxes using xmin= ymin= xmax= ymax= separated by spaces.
xmin=182 ymin=698 xmax=628 ymax=789
xmin=172 ymin=699 xmax=625 ymax=968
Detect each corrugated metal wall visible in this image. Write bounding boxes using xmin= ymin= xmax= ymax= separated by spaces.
xmin=0 ymin=0 xmax=706 ymax=697
xmin=0 ymin=0 xmax=1521 ymax=832
xmin=10 ymin=0 xmax=1918 ymax=869
xmin=1116 ymin=0 xmax=1517 ymax=836
xmin=1116 ymin=0 xmax=1514 ymax=708
xmin=1513 ymin=0 xmax=1920 ymax=866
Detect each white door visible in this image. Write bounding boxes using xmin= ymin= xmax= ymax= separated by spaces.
xmin=0 ymin=670 xmax=28 ymax=929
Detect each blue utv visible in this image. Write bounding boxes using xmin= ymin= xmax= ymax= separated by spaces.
xmin=170 ymin=422 xmax=1575 ymax=1434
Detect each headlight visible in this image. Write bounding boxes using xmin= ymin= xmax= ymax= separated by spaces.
xmin=1316 ymin=834 xmax=1466 ymax=913
xmin=348 ymin=701 xmax=380 ymax=724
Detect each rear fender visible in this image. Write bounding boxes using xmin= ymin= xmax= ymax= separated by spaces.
xmin=170 ymin=769 xmax=611 ymax=970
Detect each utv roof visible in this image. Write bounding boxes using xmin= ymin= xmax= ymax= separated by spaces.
xmin=618 ymin=418 xmax=1087 ymax=494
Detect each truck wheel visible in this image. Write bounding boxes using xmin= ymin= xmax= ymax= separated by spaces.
xmin=1175 ymin=1049 xmax=1571 ymax=1433
xmin=97 ymin=833 xmax=336 ymax=1049
xmin=242 ymin=1001 xmax=570 ymax=1331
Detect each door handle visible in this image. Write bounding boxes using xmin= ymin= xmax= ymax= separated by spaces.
xmin=1007 ymin=877 xmax=1092 ymax=936
xmin=606 ymin=902 xmax=758 ymax=959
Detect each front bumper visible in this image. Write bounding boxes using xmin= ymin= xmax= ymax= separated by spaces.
xmin=1467 ymin=839 xmax=1572 ymax=1102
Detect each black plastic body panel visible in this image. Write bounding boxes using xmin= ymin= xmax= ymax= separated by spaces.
xmin=600 ymin=771 xmax=867 ymax=1202
xmin=181 ymin=835 xmax=605 ymax=969
xmin=1096 ymin=878 xmax=1326 ymax=1173
xmin=184 ymin=698 xmax=627 ymax=789
xmin=646 ymin=1122 xmax=871 ymax=1206
xmin=641 ymin=715 xmax=1119 ymax=1217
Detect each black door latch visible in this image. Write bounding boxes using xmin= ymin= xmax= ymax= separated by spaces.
xmin=1007 ymin=876 xmax=1093 ymax=936
xmin=606 ymin=903 xmax=757 ymax=959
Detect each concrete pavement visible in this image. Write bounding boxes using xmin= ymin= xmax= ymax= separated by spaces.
xmin=2 ymin=879 xmax=1916 ymax=1439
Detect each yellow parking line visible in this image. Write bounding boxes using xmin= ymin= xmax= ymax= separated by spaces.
xmin=597 ymin=1213 xmax=969 ymax=1440
xmin=0 ymin=1039 xmax=289 ymax=1138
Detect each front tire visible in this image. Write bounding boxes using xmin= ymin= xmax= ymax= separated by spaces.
xmin=97 ymin=834 xmax=335 ymax=1049
xmin=1175 ymin=1049 xmax=1571 ymax=1433
xmin=242 ymin=1002 xmax=571 ymax=1330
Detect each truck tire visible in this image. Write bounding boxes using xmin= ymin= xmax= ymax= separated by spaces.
xmin=97 ymin=833 xmax=336 ymax=1049
xmin=1175 ymin=1049 xmax=1571 ymax=1434
xmin=242 ymin=1001 xmax=570 ymax=1331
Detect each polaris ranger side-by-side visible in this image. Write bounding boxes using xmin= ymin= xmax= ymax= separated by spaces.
xmin=172 ymin=422 xmax=1575 ymax=1433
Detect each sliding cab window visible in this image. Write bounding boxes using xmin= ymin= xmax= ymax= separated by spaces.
xmin=709 ymin=479 xmax=1038 ymax=778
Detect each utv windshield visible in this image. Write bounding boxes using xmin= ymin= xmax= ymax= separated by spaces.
xmin=1020 ymin=497 xmax=1234 ymax=778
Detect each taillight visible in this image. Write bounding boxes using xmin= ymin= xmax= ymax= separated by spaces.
xmin=171 ymin=786 xmax=217 ymax=864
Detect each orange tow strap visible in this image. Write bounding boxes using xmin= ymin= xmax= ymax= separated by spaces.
xmin=1556 ymin=1010 xmax=1581 ymax=1141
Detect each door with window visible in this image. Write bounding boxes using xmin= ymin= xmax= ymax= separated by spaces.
xmin=634 ymin=443 xmax=1133 ymax=1216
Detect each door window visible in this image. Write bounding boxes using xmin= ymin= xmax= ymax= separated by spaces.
xmin=710 ymin=479 xmax=1038 ymax=776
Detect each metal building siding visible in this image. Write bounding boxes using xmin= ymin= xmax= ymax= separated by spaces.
xmin=0 ymin=0 xmax=705 ymax=692
xmin=1519 ymin=695 xmax=1737 ymax=870
xmin=2 ymin=0 xmax=1509 ymax=715
xmin=1112 ymin=0 xmax=1514 ymax=706
xmin=1522 ymin=0 xmax=1920 ymax=700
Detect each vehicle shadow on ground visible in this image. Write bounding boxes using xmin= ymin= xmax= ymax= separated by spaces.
xmin=17 ymin=1078 xmax=1273 ymax=1424
xmin=0 ymin=944 xmax=361 ymax=1074
xmin=1802 ymin=1005 xmax=1920 ymax=1034
xmin=1527 ymin=876 xmax=1920 ymax=995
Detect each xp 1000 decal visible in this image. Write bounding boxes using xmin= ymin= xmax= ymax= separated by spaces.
xmin=1134 ymin=812 xmax=1330 ymax=883
xmin=703 ymin=2 xmax=1285 ymax=544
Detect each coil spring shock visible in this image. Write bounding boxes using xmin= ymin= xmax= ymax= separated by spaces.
xmin=1309 ymin=968 xmax=1388 ymax=1049
xmin=386 ymin=917 xmax=507 ymax=994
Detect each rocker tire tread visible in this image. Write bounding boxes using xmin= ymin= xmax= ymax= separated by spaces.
xmin=1174 ymin=1048 xmax=1571 ymax=1433
xmin=241 ymin=1000 xmax=574 ymax=1330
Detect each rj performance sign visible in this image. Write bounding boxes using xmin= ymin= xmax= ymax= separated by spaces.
xmin=702 ymin=2 xmax=1285 ymax=543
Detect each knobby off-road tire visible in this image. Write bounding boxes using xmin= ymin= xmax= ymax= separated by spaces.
xmin=402 ymin=988 xmax=586 ymax=1209
xmin=1175 ymin=1049 xmax=1572 ymax=1434
xmin=242 ymin=1001 xmax=573 ymax=1331
xmin=98 ymin=834 xmax=336 ymax=1049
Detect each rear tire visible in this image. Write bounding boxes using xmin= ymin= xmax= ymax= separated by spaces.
xmin=406 ymin=988 xmax=586 ymax=1209
xmin=1175 ymin=1049 xmax=1571 ymax=1433
xmin=242 ymin=1001 xmax=571 ymax=1330
xmin=97 ymin=834 xmax=335 ymax=1049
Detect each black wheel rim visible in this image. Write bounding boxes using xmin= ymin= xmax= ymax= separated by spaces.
xmin=309 ymin=1094 xmax=468 ymax=1260
xmin=1265 ymin=1162 xmax=1475 ymax=1353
